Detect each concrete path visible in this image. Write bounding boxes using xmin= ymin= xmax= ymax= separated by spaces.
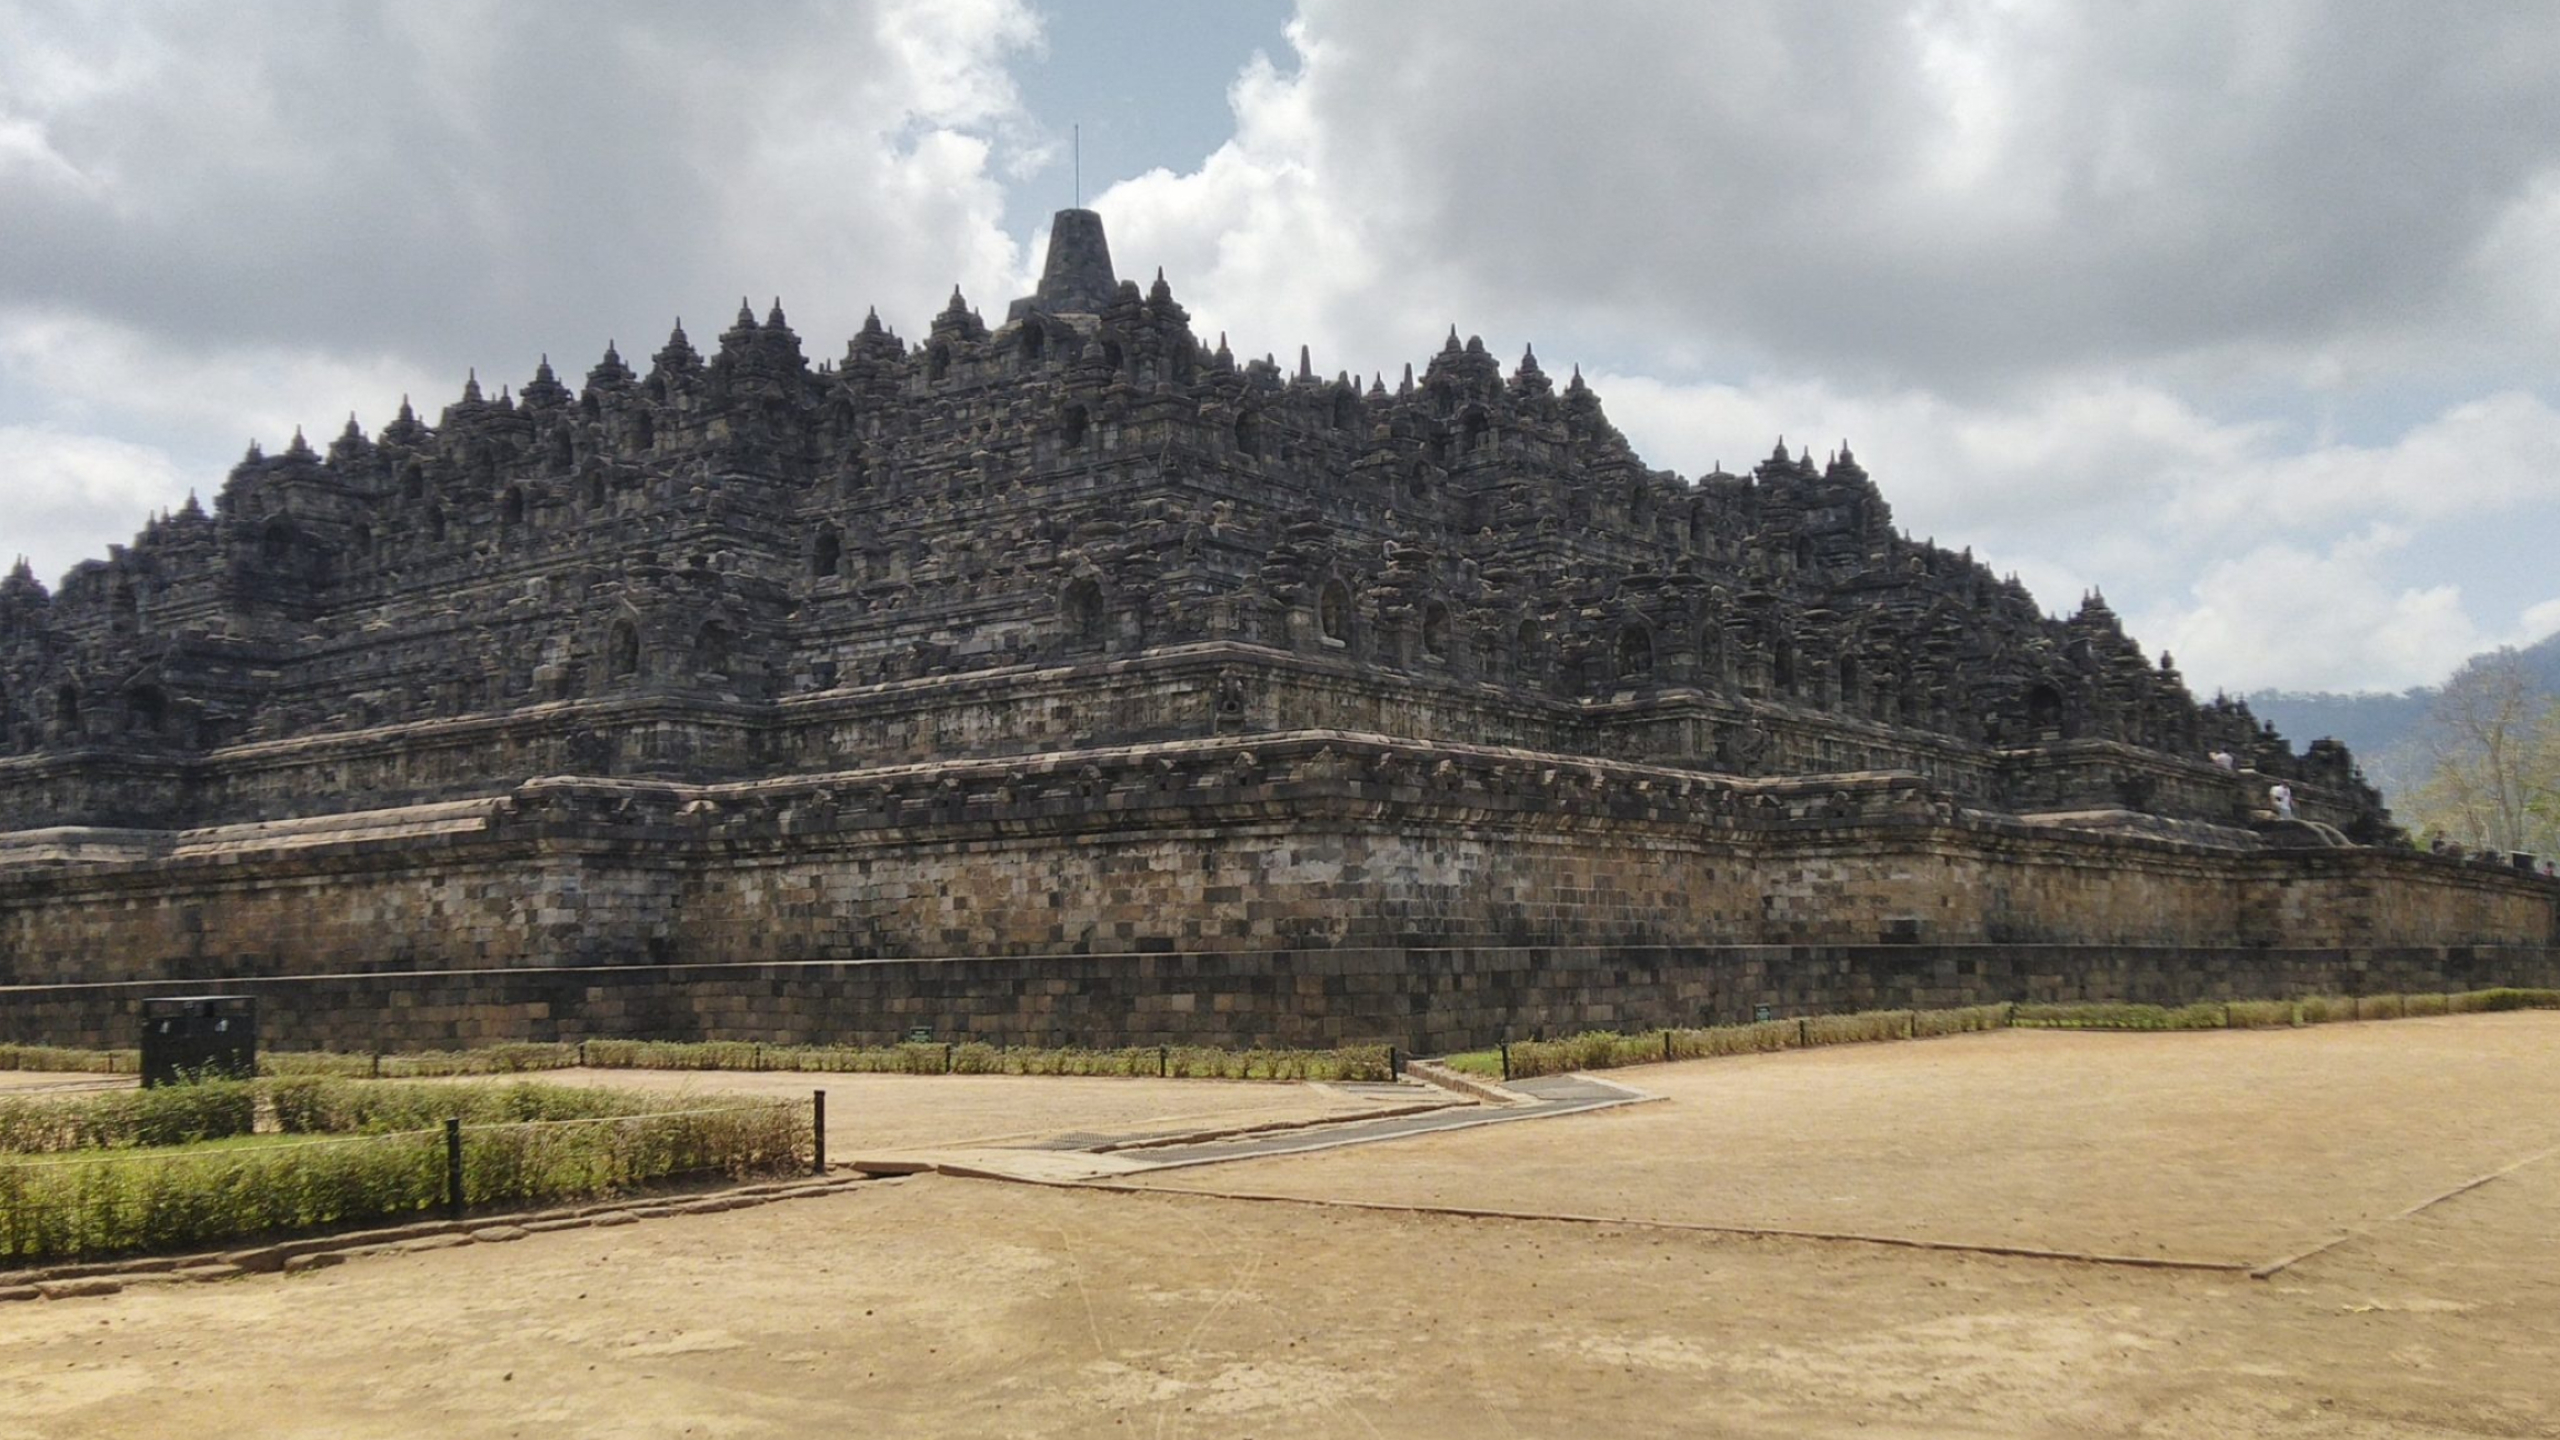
xmin=846 ymin=1071 xmax=1656 ymax=1184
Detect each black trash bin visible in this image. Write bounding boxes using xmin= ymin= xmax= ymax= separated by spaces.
xmin=140 ymin=996 xmax=258 ymax=1087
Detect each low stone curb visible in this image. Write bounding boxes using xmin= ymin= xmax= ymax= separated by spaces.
xmin=0 ymin=1171 xmax=875 ymax=1302
xmin=1403 ymin=1059 xmax=1530 ymax=1106
xmin=1090 ymin=1098 xmax=1465 ymax=1153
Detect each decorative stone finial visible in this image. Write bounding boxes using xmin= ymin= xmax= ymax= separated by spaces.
xmin=1012 ymin=208 xmax=1119 ymax=319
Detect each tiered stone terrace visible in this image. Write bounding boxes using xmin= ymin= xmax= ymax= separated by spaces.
xmin=2 ymin=211 xmax=2548 ymax=1050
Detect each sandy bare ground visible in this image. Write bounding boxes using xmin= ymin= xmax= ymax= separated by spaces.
xmin=3 ymin=1016 xmax=2558 ymax=1437
xmin=1140 ymin=1014 xmax=2560 ymax=1266
xmin=0 ymin=1071 xmax=129 ymax=1096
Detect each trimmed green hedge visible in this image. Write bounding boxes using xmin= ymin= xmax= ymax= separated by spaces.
xmin=263 ymin=1078 xmax=663 ymax=1135
xmin=1453 ymin=989 xmax=2560 ymax=1080
xmin=0 ymin=1081 xmax=261 ymax=1154
xmin=0 ymin=1044 xmax=138 ymax=1075
xmin=0 ymin=1082 xmax=811 ymax=1264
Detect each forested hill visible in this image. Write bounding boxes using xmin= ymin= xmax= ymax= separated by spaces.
xmin=2243 ymin=630 xmax=2560 ymax=804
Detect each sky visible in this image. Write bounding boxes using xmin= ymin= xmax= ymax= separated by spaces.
xmin=6 ymin=1 xmax=2560 ymax=698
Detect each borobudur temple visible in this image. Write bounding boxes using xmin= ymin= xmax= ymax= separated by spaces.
xmin=3 ymin=211 xmax=2552 ymax=1053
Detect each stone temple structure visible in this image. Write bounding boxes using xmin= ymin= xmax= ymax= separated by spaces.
xmin=2 ymin=211 xmax=2552 ymax=1053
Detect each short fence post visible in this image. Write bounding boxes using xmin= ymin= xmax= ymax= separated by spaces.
xmin=578 ymin=1039 xmax=588 ymax=1067
xmin=812 ymin=1090 xmax=827 ymax=1175
xmin=1499 ymin=1039 xmax=1511 ymax=1082
xmin=1388 ymin=1046 xmax=1401 ymax=1079
xmin=2222 ymin=1001 xmax=2232 ymax=1028
xmin=1662 ymin=1030 xmax=1673 ymax=1063
xmin=371 ymin=1052 xmax=381 ymax=1079
xmin=1798 ymin=1018 xmax=1810 ymax=1047
xmin=1158 ymin=1044 xmax=1168 ymax=1078
xmin=444 ymin=1117 xmax=465 ymax=1220
xmin=1907 ymin=1010 xmax=1917 ymax=1040
xmin=752 ymin=1043 xmax=762 ymax=1072
xmin=945 ymin=1043 xmax=955 ymax=1075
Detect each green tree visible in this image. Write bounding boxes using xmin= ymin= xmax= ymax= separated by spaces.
xmin=2403 ymin=649 xmax=2560 ymax=855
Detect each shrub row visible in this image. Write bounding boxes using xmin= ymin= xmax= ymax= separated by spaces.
xmin=2011 ymin=988 xmax=2560 ymax=1030
xmin=0 ymin=1081 xmax=261 ymax=1154
xmin=0 ymin=1093 xmax=811 ymax=1263
xmin=1473 ymin=1005 xmax=2012 ymax=1080
xmin=1461 ymin=988 xmax=2560 ymax=1080
xmin=0 ymin=1078 xmax=701 ymax=1155
xmin=260 ymin=1043 xmax=581 ymax=1078
xmin=264 ymin=1078 xmax=671 ymax=1135
xmin=0 ymin=1045 xmax=139 ymax=1075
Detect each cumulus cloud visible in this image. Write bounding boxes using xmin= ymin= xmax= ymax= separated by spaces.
xmin=0 ymin=1 xmax=1042 ymax=393
xmin=2137 ymin=529 xmax=2513 ymax=694
xmin=0 ymin=426 xmax=189 ymax=577
xmin=1096 ymin=1 xmax=2560 ymax=396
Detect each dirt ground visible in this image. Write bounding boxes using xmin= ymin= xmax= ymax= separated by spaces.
xmin=4 ymin=1015 xmax=2558 ymax=1438
xmin=1142 ymin=1014 xmax=2560 ymax=1266
xmin=0 ymin=1072 xmax=128 ymax=1097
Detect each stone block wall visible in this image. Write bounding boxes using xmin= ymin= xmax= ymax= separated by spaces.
xmin=4 ymin=734 xmax=2551 ymax=1002
xmin=6 ymin=942 xmax=2555 ymax=1058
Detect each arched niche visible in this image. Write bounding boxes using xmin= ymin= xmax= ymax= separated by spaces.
xmin=606 ymin=621 xmax=641 ymax=680
xmin=693 ymin=619 xmax=734 ymax=679
xmin=1317 ymin=578 xmax=1352 ymax=647
xmin=1421 ymin=602 xmax=1452 ymax=661
xmin=1617 ymin=624 xmax=1654 ymax=681
xmin=2026 ymin=682 xmax=2066 ymax=736
xmin=126 ymin=684 xmax=167 ymax=736
xmin=1062 ymin=577 xmax=1105 ymax=652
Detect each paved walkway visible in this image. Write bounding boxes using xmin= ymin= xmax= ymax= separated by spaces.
xmin=846 ymin=1071 xmax=1655 ymax=1184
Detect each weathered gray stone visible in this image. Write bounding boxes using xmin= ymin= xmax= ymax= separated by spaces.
xmin=0 ymin=212 xmax=2542 ymax=1051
